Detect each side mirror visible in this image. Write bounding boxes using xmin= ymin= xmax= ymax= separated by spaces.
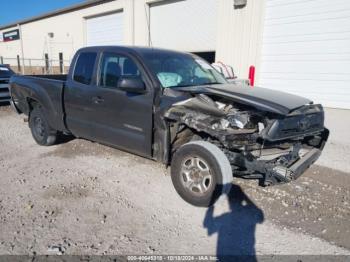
xmin=117 ymin=76 xmax=146 ymax=94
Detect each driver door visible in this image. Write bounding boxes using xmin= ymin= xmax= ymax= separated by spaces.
xmin=89 ymin=52 xmax=154 ymax=157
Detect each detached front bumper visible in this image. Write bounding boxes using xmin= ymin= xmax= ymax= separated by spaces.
xmin=265 ymin=148 xmax=321 ymax=186
xmin=263 ymin=128 xmax=328 ymax=186
xmin=228 ymin=128 xmax=329 ymax=186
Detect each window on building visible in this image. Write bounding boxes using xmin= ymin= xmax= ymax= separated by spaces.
xmin=99 ymin=53 xmax=140 ymax=88
xmin=73 ymin=52 xmax=97 ymax=85
xmin=191 ymin=51 xmax=216 ymax=64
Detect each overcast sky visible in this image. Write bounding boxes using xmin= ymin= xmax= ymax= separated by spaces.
xmin=0 ymin=0 xmax=85 ymax=26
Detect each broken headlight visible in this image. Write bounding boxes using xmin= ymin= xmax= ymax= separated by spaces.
xmin=227 ymin=112 xmax=251 ymax=129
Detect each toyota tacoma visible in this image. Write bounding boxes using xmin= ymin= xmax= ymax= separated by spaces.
xmin=10 ymin=46 xmax=329 ymax=207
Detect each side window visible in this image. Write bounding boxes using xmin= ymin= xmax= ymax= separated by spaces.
xmin=99 ymin=53 xmax=141 ymax=88
xmin=73 ymin=52 xmax=97 ymax=85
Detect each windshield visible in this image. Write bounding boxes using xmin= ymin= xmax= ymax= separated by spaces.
xmin=141 ymin=52 xmax=227 ymax=88
xmin=0 ymin=66 xmax=15 ymax=78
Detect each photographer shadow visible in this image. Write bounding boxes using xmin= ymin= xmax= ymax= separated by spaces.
xmin=203 ymin=184 xmax=264 ymax=261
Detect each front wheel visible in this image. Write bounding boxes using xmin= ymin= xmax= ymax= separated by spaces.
xmin=171 ymin=141 xmax=233 ymax=207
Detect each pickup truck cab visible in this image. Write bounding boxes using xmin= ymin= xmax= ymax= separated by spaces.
xmin=10 ymin=46 xmax=329 ymax=207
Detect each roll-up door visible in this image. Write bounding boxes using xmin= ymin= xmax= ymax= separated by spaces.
xmin=150 ymin=0 xmax=218 ymax=52
xmin=86 ymin=12 xmax=123 ymax=46
xmin=260 ymin=0 xmax=350 ymax=109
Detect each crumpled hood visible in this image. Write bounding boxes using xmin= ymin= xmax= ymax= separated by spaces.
xmin=172 ymin=83 xmax=312 ymax=115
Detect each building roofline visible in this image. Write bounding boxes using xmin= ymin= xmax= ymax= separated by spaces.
xmin=0 ymin=0 xmax=115 ymax=31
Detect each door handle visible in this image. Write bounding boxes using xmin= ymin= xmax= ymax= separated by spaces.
xmin=92 ymin=96 xmax=104 ymax=104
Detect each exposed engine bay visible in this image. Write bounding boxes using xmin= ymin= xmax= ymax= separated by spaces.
xmin=164 ymin=93 xmax=329 ymax=186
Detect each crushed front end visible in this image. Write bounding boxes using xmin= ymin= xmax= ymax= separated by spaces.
xmin=164 ymin=93 xmax=329 ymax=186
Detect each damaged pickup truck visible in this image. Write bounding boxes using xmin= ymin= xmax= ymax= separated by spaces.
xmin=10 ymin=46 xmax=329 ymax=207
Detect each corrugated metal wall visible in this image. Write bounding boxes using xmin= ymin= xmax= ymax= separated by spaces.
xmin=215 ymin=0 xmax=266 ymax=82
xmin=259 ymin=0 xmax=350 ymax=109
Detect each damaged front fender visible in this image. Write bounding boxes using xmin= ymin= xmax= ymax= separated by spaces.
xmin=163 ymin=94 xmax=259 ymax=149
xmin=153 ymin=90 xmax=328 ymax=188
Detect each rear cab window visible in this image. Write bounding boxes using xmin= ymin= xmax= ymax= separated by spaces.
xmin=73 ymin=52 xmax=97 ymax=85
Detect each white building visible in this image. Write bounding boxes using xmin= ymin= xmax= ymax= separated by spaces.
xmin=0 ymin=0 xmax=349 ymax=109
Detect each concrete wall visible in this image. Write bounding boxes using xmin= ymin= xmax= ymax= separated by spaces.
xmin=136 ymin=0 xmax=266 ymax=81
xmin=215 ymin=0 xmax=266 ymax=82
xmin=0 ymin=26 xmax=22 ymax=63
xmin=0 ymin=0 xmax=266 ymax=81
xmin=0 ymin=0 xmax=132 ymax=65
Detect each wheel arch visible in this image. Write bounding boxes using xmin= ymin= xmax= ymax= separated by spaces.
xmin=170 ymin=140 xmax=233 ymax=207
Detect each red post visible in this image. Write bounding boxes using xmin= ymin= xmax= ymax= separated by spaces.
xmin=248 ymin=65 xmax=255 ymax=87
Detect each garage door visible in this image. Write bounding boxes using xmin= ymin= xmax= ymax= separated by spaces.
xmin=259 ymin=0 xmax=350 ymax=109
xmin=86 ymin=12 xmax=123 ymax=46
xmin=149 ymin=0 xmax=218 ymax=52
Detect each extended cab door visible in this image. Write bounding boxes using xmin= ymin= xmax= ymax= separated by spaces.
xmin=65 ymin=50 xmax=154 ymax=158
xmin=92 ymin=51 xmax=154 ymax=157
xmin=64 ymin=51 xmax=100 ymax=140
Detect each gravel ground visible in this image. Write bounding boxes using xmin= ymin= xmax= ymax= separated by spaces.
xmin=0 ymin=104 xmax=349 ymax=256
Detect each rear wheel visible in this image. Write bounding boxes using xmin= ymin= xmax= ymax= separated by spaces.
xmin=171 ymin=141 xmax=233 ymax=207
xmin=29 ymin=105 xmax=57 ymax=146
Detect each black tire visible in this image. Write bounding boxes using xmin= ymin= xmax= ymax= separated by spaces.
xmin=29 ymin=105 xmax=57 ymax=146
xmin=171 ymin=141 xmax=232 ymax=207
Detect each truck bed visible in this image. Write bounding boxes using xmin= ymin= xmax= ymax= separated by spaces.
xmin=10 ymin=74 xmax=67 ymax=132
xmin=25 ymin=74 xmax=68 ymax=81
